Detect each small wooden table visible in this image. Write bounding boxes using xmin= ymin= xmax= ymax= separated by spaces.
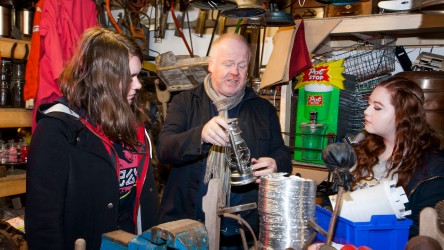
xmin=0 ymin=173 xmax=26 ymax=198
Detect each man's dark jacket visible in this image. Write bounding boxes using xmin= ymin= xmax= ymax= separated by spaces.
xmin=157 ymin=84 xmax=292 ymax=230
xmin=25 ymin=101 xmax=159 ymax=250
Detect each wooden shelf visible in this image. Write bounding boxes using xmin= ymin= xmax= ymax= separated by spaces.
xmin=0 ymin=108 xmax=32 ymax=128
xmin=0 ymin=173 xmax=26 ymax=198
xmin=303 ymin=13 xmax=444 ymax=53
xmin=279 ymin=14 xmax=444 ymax=146
xmin=0 ymin=38 xmax=31 ymax=199
xmin=306 ymin=13 xmax=444 ymax=35
xmin=0 ymin=108 xmax=30 ymax=197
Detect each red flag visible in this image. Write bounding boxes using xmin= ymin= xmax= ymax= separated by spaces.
xmin=289 ymin=19 xmax=312 ymax=79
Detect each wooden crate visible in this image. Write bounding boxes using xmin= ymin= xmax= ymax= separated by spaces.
xmin=155 ymin=52 xmax=209 ymax=92
xmin=292 ymin=0 xmax=328 ymax=19
xmin=327 ymin=0 xmax=373 ymax=17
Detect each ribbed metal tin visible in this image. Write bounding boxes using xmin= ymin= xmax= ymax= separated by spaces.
xmin=258 ymin=174 xmax=317 ymax=250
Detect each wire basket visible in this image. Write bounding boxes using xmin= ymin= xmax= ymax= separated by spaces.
xmin=318 ymin=36 xmax=397 ymax=82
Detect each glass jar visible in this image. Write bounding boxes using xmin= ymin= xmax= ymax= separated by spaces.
xmin=19 ymin=140 xmax=28 ymax=163
xmin=7 ymin=140 xmax=18 ymax=163
xmin=11 ymin=79 xmax=25 ymax=108
xmin=0 ymin=79 xmax=10 ymax=107
xmin=1 ymin=59 xmax=12 ymax=107
xmin=0 ymin=142 xmax=8 ymax=164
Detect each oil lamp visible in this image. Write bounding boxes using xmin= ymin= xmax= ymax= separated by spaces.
xmin=225 ymin=118 xmax=257 ymax=186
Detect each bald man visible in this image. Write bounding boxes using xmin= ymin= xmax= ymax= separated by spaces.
xmin=156 ymin=33 xmax=292 ymax=249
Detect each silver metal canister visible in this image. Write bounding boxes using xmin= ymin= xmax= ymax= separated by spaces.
xmin=16 ymin=8 xmax=34 ymax=37
xmin=258 ymin=174 xmax=317 ymax=249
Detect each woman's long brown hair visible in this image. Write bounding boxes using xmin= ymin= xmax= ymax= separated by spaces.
xmin=59 ymin=27 xmax=149 ymax=149
xmin=352 ymin=77 xmax=441 ymax=190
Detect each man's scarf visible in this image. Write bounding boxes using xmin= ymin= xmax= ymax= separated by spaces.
xmin=204 ymin=74 xmax=244 ymax=207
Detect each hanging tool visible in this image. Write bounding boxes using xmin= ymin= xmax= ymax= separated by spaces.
xmin=174 ymin=0 xmax=188 ymax=37
xmin=215 ymin=14 xmax=226 ymax=35
xmin=205 ymin=10 xmax=221 ymax=56
xmin=246 ymin=28 xmax=261 ymax=79
xmin=155 ymin=0 xmax=169 ymax=41
xmin=106 ymin=0 xmax=123 ymax=33
xmin=259 ymin=26 xmax=266 ymax=69
xmin=127 ymin=0 xmax=148 ymax=39
xmin=154 ymin=79 xmax=171 ymax=120
xmin=170 ymin=0 xmax=194 ymax=57
xmin=124 ymin=8 xmax=145 ymax=39
xmin=174 ymin=13 xmax=185 ymax=37
xmin=195 ymin=10 xmax=207 ymax=37
xmin=105 ymin=0 xmax=149 ymax=38
xmin=96 ymin=0 xmax=108 ymax=28
xmin=154 ymin=0 xmax=160 ymax=41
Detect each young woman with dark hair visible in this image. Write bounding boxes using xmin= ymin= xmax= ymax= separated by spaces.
xmin=25 ymin=27 xmax=158 ymax=249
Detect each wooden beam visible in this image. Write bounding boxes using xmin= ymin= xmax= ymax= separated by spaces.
xmin=0 ymin=108 xmax=33 ymax=128
xmin=0 ymin=173 xmax=26 ymax=198
xmin=305 ymin=13 xmax=444 ymax=35
xmin=0 ymin=38 xmax=31 ymax=60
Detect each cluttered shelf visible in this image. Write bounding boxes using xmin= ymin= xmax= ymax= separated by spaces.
xmin=0 ymin=108 xmax=30 ymax=198
xmin=0 ymin=108 xmax=32 ymax=128
xmin=0 ymin=37 xmax=31 ymax=128
xmin=279 ymin=12 xmax=444 ymax=149
xmin=305 ymin=13 xmax=444 ymax=35
xmin=303 ymin=12 xmax=444 ymax=53
xmin=0 ymin=173 xmax=26 ymax=198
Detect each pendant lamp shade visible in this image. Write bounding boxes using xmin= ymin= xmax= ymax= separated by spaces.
xmin=190 ymin=0 xmax=238 ymax=10
xmin=265 ymin=3 xmax=295 ymax=27
xmin=220 ymin=0 xmax=266 ymax=18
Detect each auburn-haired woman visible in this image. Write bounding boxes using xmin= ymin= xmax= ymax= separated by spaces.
xmin=352 ymin=77 xmax=444 ymax=237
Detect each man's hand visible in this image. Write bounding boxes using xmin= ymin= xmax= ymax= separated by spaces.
xmin=251 ymin=157 xmax=277 ymax=183
xmin=201 ymin=116 xmax=230 ymax=146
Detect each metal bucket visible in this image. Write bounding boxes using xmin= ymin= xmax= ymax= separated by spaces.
xmin=395 ymin=71 xmax=444 ymax=134
xmin=258 ymin=174 xmax=317 ymax=249
xmin=0 ymin=5 xmax=11 ymax=37
xmin=16 ymin=8 xmax=34 ymax=37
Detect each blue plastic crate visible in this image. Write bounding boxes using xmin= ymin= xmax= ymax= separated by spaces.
xmin=315 ymin=205 xmax=412 ymax=250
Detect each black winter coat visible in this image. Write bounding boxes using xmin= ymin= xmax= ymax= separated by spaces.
xmin=25 ymin=101 xmax=159 ymax=250
xmin=157 ymin=84 xmax=292 ymax=230
xmin=406 ymin=149 xmax=444 ymax=237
